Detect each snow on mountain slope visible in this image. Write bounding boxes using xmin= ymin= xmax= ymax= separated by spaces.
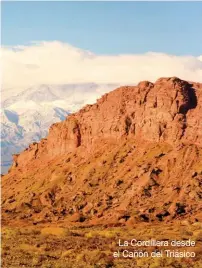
xmin=1 ymin=83 xmax=118 ymax=174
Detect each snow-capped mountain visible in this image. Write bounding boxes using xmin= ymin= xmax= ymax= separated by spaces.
xmin=1 ymin=83 xmax=118 ymax=174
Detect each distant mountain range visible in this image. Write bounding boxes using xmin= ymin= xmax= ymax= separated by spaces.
xmin=1 ymin=83 xmax=118 ymax=173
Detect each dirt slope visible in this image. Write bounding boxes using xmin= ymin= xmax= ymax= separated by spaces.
xmin=2 ymin=77 xmax=202 ymax=226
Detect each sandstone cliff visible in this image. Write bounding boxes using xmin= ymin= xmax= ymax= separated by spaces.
xmin=2 ymin=77 xmax=202 ymax=226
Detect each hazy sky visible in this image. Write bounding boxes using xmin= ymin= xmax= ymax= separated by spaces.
xmin=2 ymin=1 xmax=202 ymax=91
xmin=2 ymin=1 xmax=202 ymax=55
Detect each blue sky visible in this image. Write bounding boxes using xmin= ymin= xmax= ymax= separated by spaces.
xmin=2 ymin=1 xmax=202 ymax=56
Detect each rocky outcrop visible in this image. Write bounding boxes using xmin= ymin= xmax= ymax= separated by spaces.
xmin=9 ymin=77 xmax=202 ymax=171
xmin=2 ymin=77 xmax=202 ymax=225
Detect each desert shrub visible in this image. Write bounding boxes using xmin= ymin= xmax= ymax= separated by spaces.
xmin=193 ymin=230 xmax=202 ymax=241
xmin=41 ymin=227 xmax=70 ymax=236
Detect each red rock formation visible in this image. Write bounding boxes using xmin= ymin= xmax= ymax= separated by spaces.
xmin=2 ymin=77 xmax=202 ymax=225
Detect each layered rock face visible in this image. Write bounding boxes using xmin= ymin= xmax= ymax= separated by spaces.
xmin=2 ymin=77 xmax=202 ymax=225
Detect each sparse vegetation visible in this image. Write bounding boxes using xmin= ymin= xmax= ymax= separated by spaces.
xmin=2 ymin=222 xmax=202 ymax=267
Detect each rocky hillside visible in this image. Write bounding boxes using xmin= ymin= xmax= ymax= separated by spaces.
xmin=2 ymin=77 xmax=202 ymax=226
xmin=1 ymin=83 xmax=117 ymax=173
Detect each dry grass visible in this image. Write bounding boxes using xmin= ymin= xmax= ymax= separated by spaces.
xmin=41 ymin=227 xmax=70 ymax=236
xmin=2 ymin=222 xmax=202 ymax=268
